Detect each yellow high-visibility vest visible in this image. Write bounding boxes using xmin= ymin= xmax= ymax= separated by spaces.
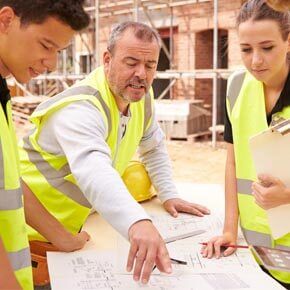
xmin=19 ymin=66 xmax=153 ymax=240
xmin=226 ymin=70 xmax=290 ymax=283
xmin=0 ymin=98 xmax=33 ymax=290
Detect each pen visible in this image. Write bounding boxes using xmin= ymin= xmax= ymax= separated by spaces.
xmin=152 ymin=257 xmax=187 ymax=272
xmin=199 ymin=242 xmax=249 ymax=249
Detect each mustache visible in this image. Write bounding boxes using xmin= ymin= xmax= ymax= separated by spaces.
xmin=127 ymin=78 xmax=148 ymax=87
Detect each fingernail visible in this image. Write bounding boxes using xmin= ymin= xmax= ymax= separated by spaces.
xmin=133 ymin=275 xmax=139 ymax=281
xmin=166 ymin=267 xmax=172 ymax=273
xmin=142 ymin=279 xmax=147 ymax=284
xmin=126 ymin=266 xmax=131 ymax=272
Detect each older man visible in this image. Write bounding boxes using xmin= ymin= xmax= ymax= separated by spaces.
xmin=19 ymin=21 xmax=209 ymax=284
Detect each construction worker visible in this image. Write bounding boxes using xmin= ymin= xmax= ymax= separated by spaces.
xmin=267 ymin=0 xmax=290 ymax=11
xmin=19 ymin=21 xmax=210 ymax=284
xmin=201 ymin=0 xmax=290 ymax=289
xmin=0 ymin=1 xmax=89 ymax=289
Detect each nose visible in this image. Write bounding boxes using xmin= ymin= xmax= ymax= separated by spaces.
xmin=42 ymin=54 xmax=58 ymax=73
xmin=251 ymin=50 xmax=263 ymax=67
xmin=134 ymin=64 xmax=146 ymax=79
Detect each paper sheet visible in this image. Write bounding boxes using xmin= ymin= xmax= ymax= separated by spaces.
xmin=150 ymin=212 xmax=223 ymax=242
xmin=48 ymin=250 xmax=284 ymax=290
xmin=166 ymin=237 xmax=259 ymax=273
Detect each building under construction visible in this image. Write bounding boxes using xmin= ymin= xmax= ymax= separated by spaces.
xmin=11 ymin=0 xmax=247 ymax=144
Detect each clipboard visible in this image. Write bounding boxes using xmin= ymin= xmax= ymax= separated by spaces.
xmin=249 ymin=118 xmax=290 ymax=239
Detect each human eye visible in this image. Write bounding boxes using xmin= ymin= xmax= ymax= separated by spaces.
xmin=241 ymin=47 xmax=251 ymax=53
xmin=126 ymin=62 xmax=136 ymax=67
xmin=40 ymin=42 xmax=49 ymax=50
xmin=263 ymin=46 xmax=274 ymax=51
xmin=146 ymin=63 xmax=156 ymax=70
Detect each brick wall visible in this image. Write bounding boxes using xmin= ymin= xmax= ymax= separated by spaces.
xmin=78 ymin=0 xmax=244 ymax=107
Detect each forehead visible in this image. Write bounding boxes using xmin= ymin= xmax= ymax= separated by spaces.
xmin=238 ymin=19 xmax=285 ymax=43
xmin=113 ymin=29 xmax=160 ymax=60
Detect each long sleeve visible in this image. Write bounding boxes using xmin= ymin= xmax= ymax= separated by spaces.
xmin=138 ymin=107 xmax=180 ymax=203
xmin=37 ymin=101 xmax=150 ymax=239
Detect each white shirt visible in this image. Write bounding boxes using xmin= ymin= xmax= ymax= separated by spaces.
xmin=38 ymin=100 xmax=179 ymax=239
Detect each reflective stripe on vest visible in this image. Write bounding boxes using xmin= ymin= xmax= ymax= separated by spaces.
xmin=37 ymin=85 xmax=112 ymax=133
xmin=0 ymin=188 xmax=22 ymax=210
xmin=0 ymin=139 xmax=22 ymax=210
xmin=23 ymin=132 xmax=91 ymax=208
xmin=0 ymin=140 xmax=3 ymax=188
xmin=36 ymin=85 xmax=152 ymax=136
xmin=8 ymin=247 xmax=31 ymax=271
xmin=23 ymin=85 xmax=152 ymax=208
xmin=237 ymin=178 xmax=252 ymax=196
xmin=227 ymin=71 xmax=246 ymax=110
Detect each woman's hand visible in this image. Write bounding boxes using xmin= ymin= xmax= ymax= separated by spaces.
xmin=252 ymin=174 xmax=290 ymax=210
xmin=200 ymin=232 xmax=237 ymax=259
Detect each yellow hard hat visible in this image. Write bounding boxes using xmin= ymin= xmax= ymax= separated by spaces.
xmin=122 ymin=161 xmax=156 ymax=202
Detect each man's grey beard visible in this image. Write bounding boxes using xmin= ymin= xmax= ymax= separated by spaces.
xmin=119 ymin=92 xmax=146 ymax=103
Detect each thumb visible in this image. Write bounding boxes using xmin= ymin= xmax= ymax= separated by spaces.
xmin=258 ymin=174 xmax=277 ymax=187
xmin=223 ymin=247 xmax=236 ymax=257
xmin=79 ymin=231 xmax=91 ymax=241
xmin=166 ymin=204 xmax=178 ymax=217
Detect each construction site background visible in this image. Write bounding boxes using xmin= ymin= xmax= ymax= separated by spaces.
xmin=12 ymin=0 xmax=242 ymax=184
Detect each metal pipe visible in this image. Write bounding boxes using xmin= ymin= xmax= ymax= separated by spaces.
xmin=158 ymin=79 xmax=176 ymax=100
xmin=212 ymin=0 xmax=218 ymax=148
xmin=141 ymin=4 xmax=171 ymax=61
xmin=95 ymin=0 xmax=99 ymax=67
xmin=133 ymin=0 xmax=139 ymax=21
xmin=170 ymin=5 xmax=174 ymax=99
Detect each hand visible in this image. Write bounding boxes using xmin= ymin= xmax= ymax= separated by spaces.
xmin=55 ymin=231 xmax=90 ymax=252
xmin=163 ymin=198 xmax=210 ymax=217
xmin=252 ymin=174 xmax=290 ymax=210
xmin=200 ymin=232 xmax=237 ymax=259
xmin=127 ymin=220 xmax=172 ymax=284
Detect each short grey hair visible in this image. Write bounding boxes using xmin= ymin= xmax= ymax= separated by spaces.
xmin=107 ymin=21 xmax=162 ymax=53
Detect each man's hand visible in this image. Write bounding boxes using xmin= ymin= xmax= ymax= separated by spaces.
xmin=55 ymin=231 xmax=90 ymax=252
xmin=127 ymin=220 xmax=172 ymax=284
xmin=163 ymin=198 xmax=210 ymax=217
xmin=252 ymin=174 xmax=290 ymax=210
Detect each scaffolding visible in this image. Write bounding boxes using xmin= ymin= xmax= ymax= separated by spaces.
xmin=14 ymin=0 xmax=236 ymax=147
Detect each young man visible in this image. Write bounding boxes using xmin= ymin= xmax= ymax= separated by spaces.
xmin=0 ymin=1 xmax=89 ymax=289
xmin=19 ymin=22 xmax=210 ymax=285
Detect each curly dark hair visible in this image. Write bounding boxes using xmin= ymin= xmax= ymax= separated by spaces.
xmin=0 ymin=0 xmax=90 ymax=31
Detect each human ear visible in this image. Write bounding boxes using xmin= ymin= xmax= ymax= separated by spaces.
xmin=103 ymin=51 xmax=112 ymax=69
xmin=0 ymin=7 xmax=16 ymax=33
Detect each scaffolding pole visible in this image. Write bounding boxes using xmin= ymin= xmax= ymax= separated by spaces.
xmin=133 ymin=0 xmax=139 ymax=21
xmin=169 ymin=4 xmax=174 ymax=99
xmin=95 ymin=0 xmax=100 ymax=67
xmin=212 ymin=0 xmax=218 ymax=148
